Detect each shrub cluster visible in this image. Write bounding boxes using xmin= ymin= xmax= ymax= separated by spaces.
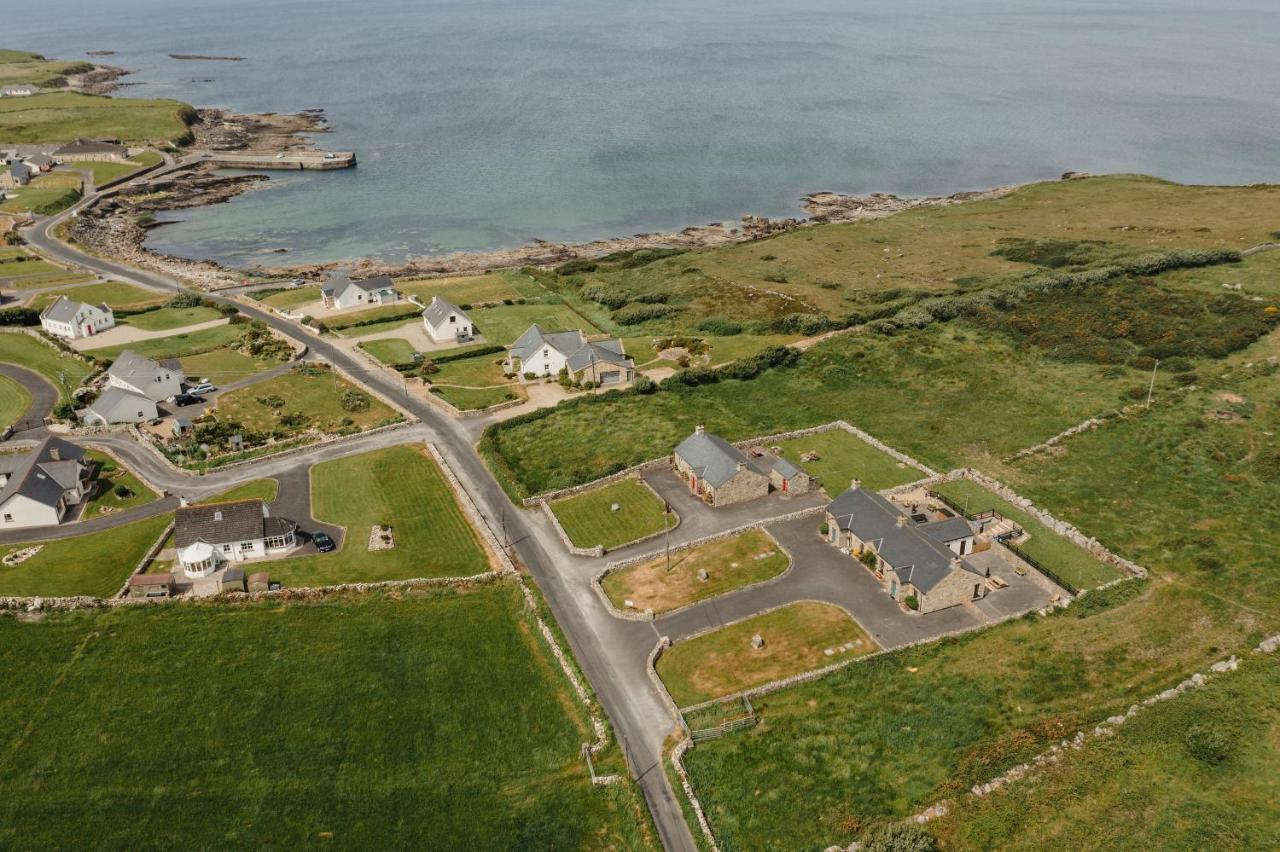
xmin=696 ymin=316 xmax=743 ymax=336
xmin=614 ymin=303 xmax=678 ymax=325
xmin=0 ymin=307 xmax=38 ymax=326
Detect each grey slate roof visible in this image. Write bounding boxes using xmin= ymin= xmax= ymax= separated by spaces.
xmin=9 ymin=161 xmax=32 ymax=184
xmin=39 ymin=295 xmax=102 ymax=325
xmin=422 ymin=295 xmax=467 ymax=328
xmin=350 ymin=275 xmax=395 ymax=293
xmin=765 ymin=455 xmax=803 ymax=480
xmin=174 ymin=499 xmax=277 ymax=548
xmin=674 ymin=429 xmax=766 ymax=489
xmin=107 ymin=350 xmax=182 ymax=400
xmin=565 ymin=340 xmax=633 ymax=372
xmin=508 ymin=324 xmax=635 ymax=372
xmin=53 ymin=138 xmax=127 ymax=156
xmin=86 ymin=386 xmax=154 ymax=422
xmin=0 ymin=436 xmax=86 ymax=511
xmin=917 ymin=516 xmax=974 ymax=544
xmin=26 ymin=154 xmax=53 ymax=168
xmin=826 ymin=487 xmax=976 ymax=593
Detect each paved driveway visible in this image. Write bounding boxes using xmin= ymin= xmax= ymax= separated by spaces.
xmin=0 ymin=363 xmax=57 ymax=440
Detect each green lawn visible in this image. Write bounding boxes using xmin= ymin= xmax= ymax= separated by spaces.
xmin=0 ymin=256 xmax=61 ymax=283
xmin=177 ymin=347 xmax=277 ymax=382
xmin=80 ymin=450 xmax=157 ymax=518
xmin=932 ymin=479 xmax=1123 ymax=591
xmin=430 ymin=351 xmax=510 ymax=386
xmin=0 ymin=91 xmax=194 ymax=144
xmin=602 ymin=527 xmax=790 ymax=614
xmin=258 ymin=444 xmax=492 ymax=586
xmin=681 ymin=582 xmax=1271 ymax=850
xmin=0 ymin=373 xmax=31 ymax=429
xmin=213 ymin=369 xmax=398 ymax=435
xmin=470 ymin=301 xmax=600 ymax=346
xmin=30 ymin=280 xmax=166 ymax=309
xmin=66 ymin=152 xmax=162 ymax=186
xmin=482 ymin=326 xmax=1143 ymax=499
xmin=0 ymin=172 xmax=81 ymax=215
xmin=929 ymin=653 xmax=1280 ymax=851
xmin=0 ymin=332 xmax=93 ymax=402
xmin=0 ymin=585 xmax=654 ymax=849
xmin=254 ymin=284 xmax=322 ymax=310
xmin=323 ymin=303 xmax=419 ymax=331
xmin=398 ymin=269 xmax=542 ymax=305
xmin=0 ymin=48 xmax=92 ymax=88
xmin=361 ymin=337 xmax=417 ymax=364
xmin=84 ymin=323 xmax=244 ymax=361
xmin=550 ymin=478 xmax=672 ymax=551
xmin=121 ymin=305 xmax=222 ymax=331
xmin=201 ymin=478 xmax=279 ymax=504
xmin=0 ymin=513 xmax=170 ymax=597
xmin=774 ymin=428 xmax=926 ymax=494
xmin=658 ymin=602 xmax=875 ymax=706
xmin=430 ymin=384 xmax=524 ymax=411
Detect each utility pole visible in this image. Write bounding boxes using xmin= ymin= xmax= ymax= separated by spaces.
xmin=1146 ymin=358 xmax=1160 ymax=409
xmin=664 ymin=500 xmax=672 ymax=573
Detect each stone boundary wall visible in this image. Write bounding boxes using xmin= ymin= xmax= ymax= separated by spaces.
xmin=670 ymin=738 xmax=721 ymax=852
xmin=113 ymin=520 xmax=174 ymax=598
xmin=160 ymin=419 xmax=420 ymax=477
xmin=522 ymin=456 xmax=672 ymax=507
xmin=593 ymin=509 xmax=822 ymax=621
xmin=908 ymin=633 xmax=1280 ymax=829
xmin=0 ymin=327 xmax=97 ymax=366
xmin=451 ymin=392 xmax=526 ymax=419
xmin=538 ymin=474 xmax=684 ymax=558
xmin=423 ymin=442 xmax=515 ymax=575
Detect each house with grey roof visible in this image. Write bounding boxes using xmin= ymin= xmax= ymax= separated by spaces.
xmin=671 ymin=426 xmax=794 ymax=507
xmin=39 ymin=295 xmax=115 ymax=339
xmin=81 ymin=386 xmax=158 ymax=426
xmin=422 ymin=296 xmax=473 ymax=343
xmin=825 ymin=483 xmax=988 ymax=613
xmin=320 ymin=272 xmax=400 ymax=310
xmin=504 ymin=324 xmax=635 ymax=386
xmin=173 ymin=498 xmax=298 ymax=579
xmin=25 ymin=154 xmax=54 ymax=172
xmin=0 ymin=436 xmax=90 ymax=529
xmin=0 ymin=160 xmax=33 ymax=190
xmin=52 ymin=138 xmax=129 ymax=162
xmin=105 ymin=350 xmax=184 ymax=402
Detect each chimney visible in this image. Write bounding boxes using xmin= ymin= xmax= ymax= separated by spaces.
xmin=896 ymin=514 xmax=908 ymax=528
xmin=695 ymin=424 xmax=705 ymax=436
xmin=951 ymin=557 xmax=962 ymax=572
xmin=48 ymin=446 xmax=60 ymax=461
xmin=851 ymin=478 xmax=861 ymax=491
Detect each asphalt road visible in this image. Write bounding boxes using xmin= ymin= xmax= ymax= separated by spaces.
xmin=0 ymin=363 xmax=57 ymax=439
xmin=21 ymin=194 xmax=700 ymax=851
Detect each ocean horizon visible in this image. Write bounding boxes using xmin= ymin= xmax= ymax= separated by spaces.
xmin=8 ymin=0 xmax=1280 ymax=268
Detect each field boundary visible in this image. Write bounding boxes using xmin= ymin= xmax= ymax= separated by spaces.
xmin=424 ymin=442 xmax=516 ymax=575
xmin=113 ymin=519 xmax=174 ymax=597
xmin=593 ymin=511 xmax=820 ymax=621
xmin=538 ymin=474 xmax=681 ymax=557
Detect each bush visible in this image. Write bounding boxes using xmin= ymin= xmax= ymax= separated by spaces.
xmin=613 ymin=303 xmax=677 ymax=325
xmin=904 ymin=594 xmax=919 ymax=611
xmin=256 ymin=394 xmax=285 ymax=408
xmin=556 ymin=258 xmax=598 ymax=276
xmin=52 ymin=401 xmax=76 ymax=420
xmin=633 ymin=374 xmax=657 ymax=394
xmin=0 ymin=307 xmax=38 ymax=326
xmin=696 ymin=316 xmax=743 ymax=336
xmin=166 ymin=292 xmax=207 ymax=309
xmin=580 ymin=284 xmax=630 ymax=310
xmin=860 ymin=821 xmax=937 ymax=852
xmin=112 ymin=483 xmax=133 ymax=499
xmin=340 ymin=389 xmax=371 ymax=412
xmin=1184 ymin=723 xmax=1232 ymax=764
xmin=763 ymin=272 xmax=788 ymax=284
xmin=756 ymin=312 xmax=832 ymax=335
xmin=857 ymin=549 xmax=877 ymax=569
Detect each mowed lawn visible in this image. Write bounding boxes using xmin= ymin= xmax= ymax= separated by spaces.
xmin=254 ymin=284 xmax=322 ymax=310
xmin=431 ymin=384 xmax=524 ymax=412
xmin=361 ymin=337 xmax=417 ymax=364
xmin=85 ymin=323 xmax=243 ymax=361
xmin=0 ymin=373 xmax=31 ymax=430
xmin=80 ymin=450 xmax=157 ymax=518
xmin=470 ymin=301 xmax=599 ymax=346
xmin=775 ymin=428 xmax=926 ymax=494
xmin=30 ymin=280 xmax=166 ymax=310
xmin=0 ymin=172 xmax=81 ymax=214
xmin=0 ymin=513 xmax=170 ymax=597
xmin=213 ymin=369 xmax=398 ymax=434
xmin=550 ymin=478 xmax=672 ymax=551
xmin=680 ymin=582 xmax=1270 ymax=850
xmin=0 ymin=333 xmax=93 ymax=402
xmin=929 ymin=653 xmax=1280 ymax=851
xmin=68 ymin=151 xmax=164 ymax=186
xmin=202 ymin=478 xmax=279 ymax=504
xmin=178 ymin=348 xmax=277 ymax=382
xmin=259 ymin=445 xmax=491 ymax=586
xmin=931 ymin=479 xmax=1122 ymax=590
xmin=399 ymin=269 xmax=541 ymax=305
xmin=602 ymin=527 xmax=790 ymax=614
xmin=0 ymin=586 xmax=654 ymax=849
xmin=122 ymin=305 xmax=223 ymax=331
xmin=658 ymin=602 xmax=875 ymax=707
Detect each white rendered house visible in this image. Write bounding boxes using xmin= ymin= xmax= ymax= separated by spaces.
xmin=105 ymin=350 xmax=184 ymax=402
xmin=39 ymin=296 xmax=115 ymax=339
xmin=173 ymin=499 xmax=298 ymax=579
xmin=422 ymin=296 xmax=474 ymax=343
xmin=0 ymin=437 xmax=90 ymax=529
xmin=320 ymin=272 xmax=399 ymax=310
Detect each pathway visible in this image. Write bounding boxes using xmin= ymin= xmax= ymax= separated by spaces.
xmin=71 ymin=317 xmax=229 ymax=351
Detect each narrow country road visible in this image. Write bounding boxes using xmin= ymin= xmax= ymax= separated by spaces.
xmin=0 ymin=363 xmax=57 ymax=439
xmin=19 ymin=190 xmax=700 ymax=852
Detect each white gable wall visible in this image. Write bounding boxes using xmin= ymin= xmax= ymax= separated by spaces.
xmin=0 ymin=492 xmax=64 ymax=528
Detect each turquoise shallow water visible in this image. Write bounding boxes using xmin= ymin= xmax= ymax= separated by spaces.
xmin=9 ymin=0 xmax=1280 ymax=267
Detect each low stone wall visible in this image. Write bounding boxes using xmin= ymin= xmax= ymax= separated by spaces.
xmin=113 ymin=520 xmax=174 ymax=598
xmin=522 ymin=456 xmax=673 ymax=507
xmin=540 ymin=500 xmax=605 ymax=558
xmin=593 ymin=509 xmax=821 ymax=621
xmin=178 ymin=419 xmax=420 ymax=476
xmin=671 ymin=738 xmax=721 ymax=852
xmin=0 ymin=326 xmax=97 ymax=366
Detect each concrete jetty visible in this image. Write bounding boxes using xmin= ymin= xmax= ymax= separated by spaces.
xmin=195 ymin=150 xmax=356 ymax=170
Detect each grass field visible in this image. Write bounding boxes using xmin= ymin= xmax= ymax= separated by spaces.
xmin=774 ymin=428 xmax=926 ymax=493
xmin=0 ymin=513 xmax=169 ymax=597
xmin=0 ymin=585 xmax=654 ymax=849
xmin=680 ymin=582 xmax=1270 ymax=849
xmin=0 ymin=256 xmax=62 ymax=283
xmin=29 ymin=280 xmax=166 ymax=310
xmin=928 ymin=653 xmax=1280 ymax=851
xmin=213 ymin=369 xmax=398 ymax=435
xmin=255 ymin=445 xmax=491 ymax=586
xmin=430 ymin=351 xmax=510 ymax=386
xmin=67 ymin=151 xmax=163 ymax=186
xmin=254 ymin=284 xmax=321 ymax=310
xmin=550 ymin=478 xmax=672 ymax=550
xmin=361 ymin=337 xmax=417 ymax=364
xmin=84 ymin=322 xmax=243 ymax=361
xmin=0 ymin=373 xmax=31 ymax=430
xmin=931 ymin=479 xmax=1123 ymax=590
xmin=470 ymin=301 xmax=600 ymax=346
xmin=657 ymin=602 xmax=875 ymax=706
xmin=398 ymin=269 xmax=542 ymax=305
xmin=202 ymin=478 xmax=279 ymax=504
xmin=80 ymin=450 xmax=157 ymax=517
xmin=121 ymin=305 xmax=222 ymax=331
xmin=0 ymin=48 xmax=92 ymax=88
xmin=602 ymin=527 xmax=790 ymax=614
xmin=0 ymin=332 xmax=93 ymax=402
xmin=0 ymin=172 xmax=81 ymax=214
xmin=0 ymin=91 xmax=193 ymax=144
xmin=430 ymin=384 xmax=524 ymax=411
xmin=323 ymin=303 xmax=420 ymax=331
xmin=177 ymin=347 xmax=277 ymax=382
xmin=483 ymin=326 xmax=1147 ymax=498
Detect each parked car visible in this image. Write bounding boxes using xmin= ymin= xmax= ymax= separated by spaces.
xmin=312 ymin=531 xmax=336 ymax=553
xmin=173 ymin=393 xmax=205 ymax=406
xmin=188 ymin=383 xmax=216 ymax=395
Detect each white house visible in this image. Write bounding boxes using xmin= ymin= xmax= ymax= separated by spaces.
xmin=106 ymin=350 xmax=184 ymax=402
xmin=81 ymin=386 xmax=158 ymax=426
xmin=504 ymin=324 xmax=635 ymax=385
xmin=39 ymin=296 xmax=115 ymax=339
xmin=422 ymin=296 xmax=474 ymax=344
xmin=173 ymin=499 xmax=299 ymax=579
xmin=0 ymin=85 xmax=39 ymax=98
xmin=320 ymin=272 xmax=399 ymax=310
xmin=0 ymin=437 xmax=90 ymax=529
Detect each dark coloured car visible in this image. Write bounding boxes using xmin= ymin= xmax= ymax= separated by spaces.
xmin=312 ymin=531 xmax=336 ymax=552
xmin=173 ymin=393 xmax=205 ymax=406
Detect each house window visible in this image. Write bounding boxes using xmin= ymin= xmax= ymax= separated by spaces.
xmin=239 ymin=541 xmax=256 ymax=552
xmin=2 ymin=513 xmax=11 ymax=523
xmin=222 ymin=544 xmax=233 ymax=553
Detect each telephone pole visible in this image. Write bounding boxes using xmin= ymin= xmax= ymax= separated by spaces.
xmin=1145 ymin=358 xmax=1160 ymax=409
